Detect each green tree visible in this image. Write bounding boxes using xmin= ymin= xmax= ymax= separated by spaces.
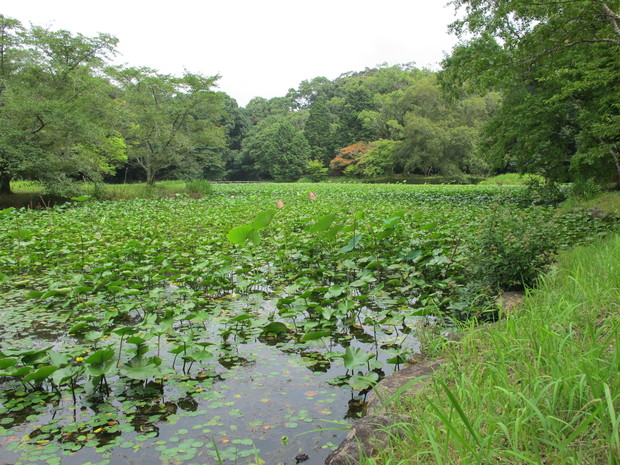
xmin=242 ymin=119 xmax=310 ymax=180
xmin=358 ymin=139 xmax=401 ymax=177
xmin=110 ymin=67 xmax=224 ymax=184
xmin=331 ymin=80 xmax=376 ymax=148
xmin=0 ymin=15 xmax=122 ymax=194
xmin=441 ymin=0 xmax=620 ymax=185
xmin=304 ymin=100 xmax=334 ymax=165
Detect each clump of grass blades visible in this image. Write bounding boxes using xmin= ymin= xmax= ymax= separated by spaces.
xmin=366 ymin=232 xmax=620 ymax=465
xmin=184 ymin=179 xmax=213 ymax=196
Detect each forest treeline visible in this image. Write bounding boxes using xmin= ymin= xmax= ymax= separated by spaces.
xmin=1 ymin=0 xmax=618 ymax=195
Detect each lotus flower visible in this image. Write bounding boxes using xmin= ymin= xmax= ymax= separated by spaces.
xmin=277 ymin=200 xmax=284 ymax=209
xmin=230 ymin=195 xmax=235 ymax=199
xmin=309 ymin=191 xmax=316 ymax=201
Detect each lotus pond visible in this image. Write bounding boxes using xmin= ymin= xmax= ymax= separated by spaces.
xmin=0 ymin=183 xmax=615 ymax=465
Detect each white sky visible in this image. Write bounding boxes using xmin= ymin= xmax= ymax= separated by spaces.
xmin=2 ymin=0 xmax=460 ymax=106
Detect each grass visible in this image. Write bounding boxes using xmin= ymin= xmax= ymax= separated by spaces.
xmin=1 ymin=180 xmax=214 ymax=206
xmin=559 ymin=191 xmax=620 ymax=214
xmin=366 ymin=229 xmax=620 ymax=464
xmin=478 ymin=173 xmax=544 ymax=186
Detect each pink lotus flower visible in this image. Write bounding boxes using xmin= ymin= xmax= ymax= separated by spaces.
xmin=230 ymin=195 xmax=235 ymax=199
xmin=277 ymin=200 xmax=284 ymax=209
xmin=309 ymin=192 xmax=316 ymax=201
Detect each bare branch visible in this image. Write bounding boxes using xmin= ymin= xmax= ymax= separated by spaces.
xmin=601 ymin=3 xmax=620 ymax=39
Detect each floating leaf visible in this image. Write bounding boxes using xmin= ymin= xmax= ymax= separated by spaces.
xmin=301 ymin=329 xmax=332 ymax=341
xmin=261 ymin=322 xmax=288 ymax=335
xmin=120 ymin=357 xmax=164 ymax=380
xmin=0 ymin=358 xmax=18 ymax=370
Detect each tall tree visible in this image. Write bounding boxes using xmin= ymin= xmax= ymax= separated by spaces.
xmin=110 ymin=67 xmax=224 ymax=184
xmin=241 ymin=118 xmax=310 ymax=180
xmin=441 ymin=0 xmax=620 ymax=185
xmin=0 ymin=15 xmax=121 ymax=194
xmin=304 ymin=100 xmax=334 ymax=165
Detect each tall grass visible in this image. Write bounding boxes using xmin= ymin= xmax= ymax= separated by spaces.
xmin=368 ymin=232 xmax=620 ymax=464
xmin=478 ymin=173 xmax=544 ymax=186
xmin=560 ymin=191 xmax=620 ymax=214
xmin=87 ymin=180 xmax=213 ymax=200
xmin=6 ymin=180 xmax=215 ymax=201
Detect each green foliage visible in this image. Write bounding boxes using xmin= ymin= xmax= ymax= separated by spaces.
xmin=521 ymin=178 xmax=568 ymax=206
xmin=185 ymin=179 xmax=213 ymax=196
xmin=441 ymin=0 xmax=620 ymax=186
xmin=245 ymin=65 xmax=497 ymax=182
xmin=469 ymin=206 xmax=559 ymax=290
xmin=353 ymin=139 xmax=401 ymax=178
xmin=0 ymin=183 xmax=616 ymax=464
xmin=242 ymin=120 xmax=311 ymax=181
xmin=41 ymin=177 xmax=86 ymax=199
xmin=110 ymin=67 xmax=225 ymax=184
xmin=570 ymin=177 xmax=602 ymax=201
xmin=371 ymin=232 xmax=620 ymax=464
xmin=304 ymin=100 xmax=335 ymax=165
xmin=305 ymin=160 xmax=329 ymax=182
xmin=0 ymin=14 xmax=122 ymax=194
xmin=478 ymin=173 xmax=543 ymax=186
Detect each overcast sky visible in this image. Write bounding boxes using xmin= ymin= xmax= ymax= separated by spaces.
xmin=3 ymin=0 xmax=461 ymax=106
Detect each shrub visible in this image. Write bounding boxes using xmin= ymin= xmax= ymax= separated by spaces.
xmin=469 ymin=206 xmax=557 ymax=290
xmin=42 ymin=177 xmax=84 ymax=199
xmin=305 ymin=160 xmax=328 ymax=182
xmin=521 ymin=177 xmax=568 ymax=205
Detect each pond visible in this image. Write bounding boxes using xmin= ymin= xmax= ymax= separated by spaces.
xmin=0 ymin=287 xmax=422 ymax=465
xmin=1 ymin=183 xmax=613 ymax=464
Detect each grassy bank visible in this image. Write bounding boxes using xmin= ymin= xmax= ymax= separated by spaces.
xmin=368 ymin=230 xmax=620 ymax=464
xmin=0 ymin=180 xmax=214 ymax=208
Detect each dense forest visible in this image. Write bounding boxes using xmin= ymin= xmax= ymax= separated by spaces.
xmin=1 ymin=0 xmax=619 ymax=194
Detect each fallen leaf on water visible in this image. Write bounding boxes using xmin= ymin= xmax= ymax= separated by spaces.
xmin=1 ymin=436 xmax=20 ymax=444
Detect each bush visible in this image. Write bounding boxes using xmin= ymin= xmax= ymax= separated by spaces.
xmin=305 ymin=160 xmax=329 ymax=182
xmin=521 ymin=177 xmax=568 ymax=205
xmin=469 ymin=206 xmax=557 ymax=290
xmin=42 ymin=177 xmax=85 ymax=199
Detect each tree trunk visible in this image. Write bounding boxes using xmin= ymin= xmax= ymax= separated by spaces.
xmin=0 ymin=171 xmax=12 ymax=195
xmin=611 ymin=147 xmax=620 ymax=190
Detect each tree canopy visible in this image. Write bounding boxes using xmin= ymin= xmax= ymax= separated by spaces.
xmin=0 ymin=15 xmax=121 ymax=194
xmin=5 ymin=6 xmax=615 ymax=190
xmin=440 ymin=0 xmax=620 ymax=186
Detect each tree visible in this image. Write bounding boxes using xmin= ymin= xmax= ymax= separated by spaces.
xmin=208 ymin=94 xmax=251 ymax=180
xmin=110 ymin=67 xmax=224 ymax=184
xmin=304 ymin=100 xmax=334 ymax=165
xmin=329 ymin=142 xmax=371 ymax=176
xmin=331 ymin=80 xmax=376 ymax=148
xmin=397 ymin=115 xmax=445 ymax=176
xmin=356 ymin=139 xmax=401 ymax=177
xmin=241 ymin=119 xmax=310 ymax=180
xmin=441 ymin=0 xmax=620 ymax=185
xmin=0 ymin=15 xmax=122 ymax=194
